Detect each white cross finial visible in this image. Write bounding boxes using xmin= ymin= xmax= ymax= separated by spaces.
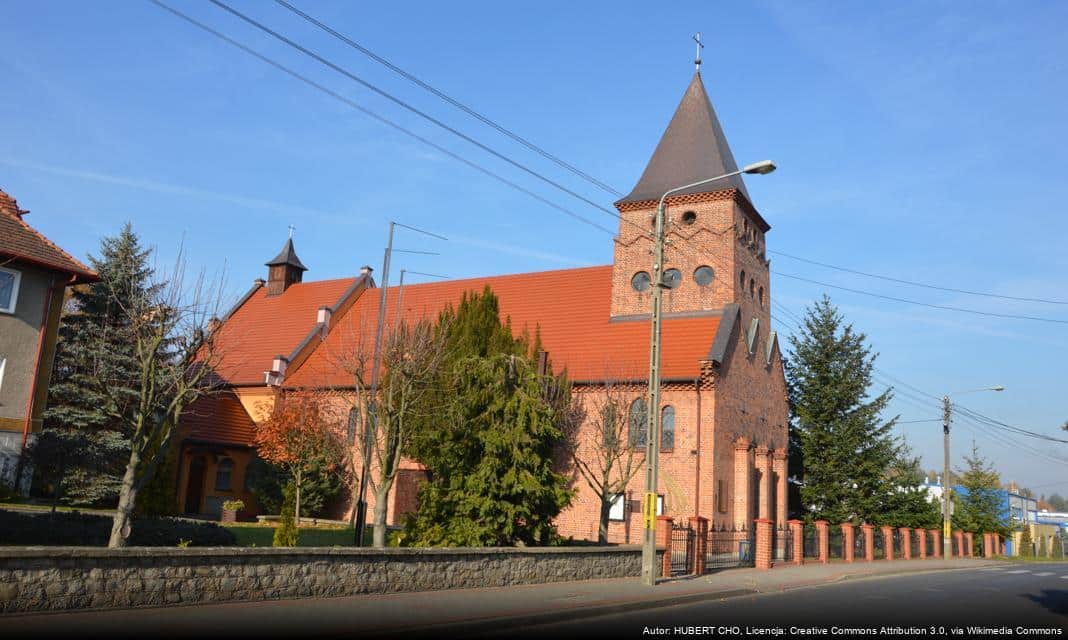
xmin=288 ymin=224 xmax=296 ymax=239
xmin=693 ymin=32 xmax=704 ymax=72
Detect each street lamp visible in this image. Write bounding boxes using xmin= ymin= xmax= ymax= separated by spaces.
xmin=640 ymin=160 xmax=776 ymax=586
xmin=941 ymin=385 xmax=1004 ymax=558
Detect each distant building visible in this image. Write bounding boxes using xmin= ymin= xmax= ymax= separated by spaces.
xmin=0 ymin=189 xmax=97 ymax=492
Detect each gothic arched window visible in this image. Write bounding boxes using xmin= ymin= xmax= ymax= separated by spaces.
xmin=661 ymin=406 xmax=675 ymax=452
xmin=628 ymin=398 xmax=648 ymax=448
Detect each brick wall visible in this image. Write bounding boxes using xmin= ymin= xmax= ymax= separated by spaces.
xmin=0 ymin=546 xmax=652 ymax=614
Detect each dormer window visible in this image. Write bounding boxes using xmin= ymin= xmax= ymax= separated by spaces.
xmin=0 ymin=267 xmax=21 ymax=314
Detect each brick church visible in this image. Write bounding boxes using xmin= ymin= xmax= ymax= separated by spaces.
xmin=176 ymin=70 xmax=790 ymax=542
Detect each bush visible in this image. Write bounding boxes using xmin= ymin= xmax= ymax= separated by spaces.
xmin=0 ymin=509 xmax=236 ymax=546
xmin=273 ymin=484 xmax=298 ymax=547
xmin=1020 ymin=527 xmax=1034 ymax=558
xmin=222 ymin=499 xmax=245 ymax=512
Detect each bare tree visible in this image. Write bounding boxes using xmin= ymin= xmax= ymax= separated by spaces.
xmin=92 ymin=251 xmax=224 ymax=548
xmin=562 ymin=379 xmax=647 ymax=544
xmin=335 ymin=317 xmax=446 ymax=547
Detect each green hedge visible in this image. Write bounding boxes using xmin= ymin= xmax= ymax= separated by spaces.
xmin=0 ymin=509 xmax=236 ymax=546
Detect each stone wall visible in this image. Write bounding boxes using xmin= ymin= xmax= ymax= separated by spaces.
xmin=0 ymin=545 xmax=651 ymax=614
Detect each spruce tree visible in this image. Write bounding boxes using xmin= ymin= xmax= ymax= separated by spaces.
xmin=951 ymin=443 xmax=1009 ymax=539
xmin=405 ymin=287 xmax=573 ymax=546
xmin=36 ymin=223 xmax=158 ymax=506
xmin=787 ymin=296 xmax=897 ymax=525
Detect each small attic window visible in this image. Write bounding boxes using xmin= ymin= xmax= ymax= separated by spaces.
xmin=680 ymin=211 xmax=697 ymax=226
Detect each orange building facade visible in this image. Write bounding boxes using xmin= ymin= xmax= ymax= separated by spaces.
xmin=176 ymin=72 xmax=790 ymax=539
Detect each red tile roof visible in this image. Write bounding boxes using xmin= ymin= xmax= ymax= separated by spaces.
xmin=211 ymin=277 xmax=357 ymax=385
xmin=0 ymin=189 xmax=97 ymax=282
xmin=181 ymin=391 xmax=257 ymax=447
xmin=285 ymin=265 xmax=722 ymax=388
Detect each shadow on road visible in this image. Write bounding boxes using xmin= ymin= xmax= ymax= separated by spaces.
xmin=1021 ymin=589 xmax=1068 ymax=616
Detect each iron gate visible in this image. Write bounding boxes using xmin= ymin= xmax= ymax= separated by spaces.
xmin=670 ymin=522 xmax=694 ymax=576
xmin=705 ymin=523 xmax=754 ymax=571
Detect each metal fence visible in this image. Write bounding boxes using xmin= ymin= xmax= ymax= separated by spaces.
xmin=670 ymin=522 xmax=694 ymax=576
xmin=855 ymin=527 xmax=868 ymax=559
xmin=774 ymin=523 xmax=793 ymax=562
xmin=909 ymin=532 xmax=920 ymax=558
xmin=892 ymin=528 xmax=903 ymax=558
xmin=926 ymin=532 xmax=936 ymax=557
xmin=803 ymin=524 xmax=818 ymax=559
xmin=828 ymin=528 xmax=844 ymax=560
xmin=705 ymin=523 xmax=754 ymax=571
xmin=873 ymin=529 xmax=885 ymax=559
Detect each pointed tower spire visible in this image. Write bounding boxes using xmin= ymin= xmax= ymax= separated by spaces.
xmin=264 ymin=237 xmax=307 ymax=296
xmin=618 ymin=72 xmax=749 ymax=205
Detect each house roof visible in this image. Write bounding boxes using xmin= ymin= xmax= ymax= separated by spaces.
xmin=284 ymin=265 xmax=723 ymax=388
xmin=211 ymin=276 xmax=358 ymax=385
xmin=181 ymin=391 xmax=257 ymax=447
xmin=617 ymin=72 xmax=749 ymax=205
xmin=265 ymin=237 xmax=307 ymax=271
xmin=0 ymin=189 xmax=97 ymax=283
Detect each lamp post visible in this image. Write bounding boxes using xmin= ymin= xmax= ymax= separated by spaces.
xmin=941 ymin=385 xmax=1004 ymax=558
xmin=640 ymin=160 xmax=776 ymax=586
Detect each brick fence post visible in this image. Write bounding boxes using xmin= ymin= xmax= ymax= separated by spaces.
xmin=861 ymin=524 xmax=874 ymax=562
xmin=964 ymin=532 xmax=974 ymax=557
xmin=841 ymin=523 xmax=855 ymax=563
xmin=789 ymin=519 xmax=804 ymax=565
xmin=691 ymin=517 xmax=708 ymax=575
xmin=930 ymin=529 xmax=941 ymax=558
xmin=881 ymin=526 xmax=894 ymax=561
xmin=983 ymin=533 xmax=992 ymax=558
xmin=755 ymin=518 xmax=773 ymax=570
xmin=953 ymin=530 xmax=964 ymax=558
xmin=917 ymin=529 xmax=927 ymax=560
xmin=656 ymin=516 xmax=674 ymax=578
xmin=815 ymin=520 xmax=829 ymax=564
xmin=899 ymin=527 xmax=912 ymax=560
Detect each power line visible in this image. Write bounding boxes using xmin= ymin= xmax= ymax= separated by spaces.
xmin=774 ymin=270 xmax=1068 ymax=325
xmin=148 ymin=0 xmax=614 ymax=235
xmin=273 ymin=0 xmax=622 ymax=198
xmin=769 ymin=249 xmax=1068 ymax=306
xmin=207 ymin=0 xmax=623 ymax=222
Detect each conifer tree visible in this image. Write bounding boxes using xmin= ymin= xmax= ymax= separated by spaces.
xmin=1019 ymin=526 xmax=1034 ymax=557
xmin=882 ymin=445 xmax=941 ymax=529
xmin=405 ymin=287 xmax=573 ymax=546
xmin=787 ymin=296 xmax=897 ymax=525
xmin=951 ymin=443 xmax=1009 ymax=540
xmin=35 ymin=223 xmax=157 ymax=505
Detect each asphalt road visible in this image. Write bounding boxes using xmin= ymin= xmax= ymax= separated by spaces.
xmin=501 ymin=563 xmax=1067 ymax=638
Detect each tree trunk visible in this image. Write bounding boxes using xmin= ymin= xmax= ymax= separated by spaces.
xmin=108 ymin=451 xmax=142 ymax=548
xmin=599 ymin=495 xmax=611 ymax=545
xmin=373 ymin=478 xmax=393 ymax=548
xmin=295 ymin=470 xmax=302 ymax=528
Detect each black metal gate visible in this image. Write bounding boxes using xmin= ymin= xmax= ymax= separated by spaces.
xmin=704 ymin=523 xmax=754 ymax=571
xmin=774 ymin=523 xmax=793 ymax=562
xmin=909 ymin=531 xmax=920 ymax=558
xmin=892 ymin=529 xmax=903 ymax=558
xmin=670 ymin=522 xmax=694 ymax=576
xmin=802 ymin=524 xmax=818 ymax=559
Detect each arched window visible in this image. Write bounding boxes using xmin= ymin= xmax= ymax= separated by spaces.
xmin=739 ymin=270 xmax=746 ymax=289
xmin=661 ymin=406 xmax=675 ymax=452
xmin=758 ymin=286 xmax=765 ymax=308
xmin=628 ymin=398 xmax=647 ymax=448
xmin=215 ymin=458 xmax=233 ymax=491
xmin=749 ymin=278 xmax=755 ymax=298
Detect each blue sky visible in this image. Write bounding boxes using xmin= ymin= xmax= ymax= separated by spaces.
xmin=3 ymin=1 xmax=1066 ymax=496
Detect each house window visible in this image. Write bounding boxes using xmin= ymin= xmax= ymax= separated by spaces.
xmin=608 ymin=493 xmax=625 ymax=521
xmin=628 ymin=398 xmax=647 ymax=448
xmin=215 ymin=458 xmax=233 ymax=491
xmin=657 ymin=495 xmax=665 ymax=516
xmin=0 ymin=267 xmax=21 ymax=314
xmin=661 ymin=405 xmax=675 ymax=452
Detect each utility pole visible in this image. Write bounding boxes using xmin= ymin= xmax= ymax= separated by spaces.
xmin=355 ymin=222 xmax=395 ymax=545
xmin=942 ymin=394 xmax=952 ymax=558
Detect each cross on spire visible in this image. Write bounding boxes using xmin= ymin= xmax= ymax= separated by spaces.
xmin=288 ymin=224 xmax=296 ymax=239
xmin=693 ymin=32 xmax=704 ymax=72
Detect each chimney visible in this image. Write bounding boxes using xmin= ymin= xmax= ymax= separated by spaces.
xmin=265 ymin=355 xmax=289 ymax=386
xmin=265 ymin=238 xmax=308 ymax=296
xmin=360 ymin=265 xmax=373 ymax=278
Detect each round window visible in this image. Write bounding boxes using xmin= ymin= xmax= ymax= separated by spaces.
xmin=663 ymin=268 xmax=682 ymax=289
xmin=681 ymin=211 xmax=697 ymax=226
xmin=631 ymin=271 xmax=651 ymax=292
xmin=694 ymin=266 xmax=715 ymax=287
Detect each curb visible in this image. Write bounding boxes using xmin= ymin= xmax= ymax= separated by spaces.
xmin=374 ymin=561 xmax=1002 ymax=638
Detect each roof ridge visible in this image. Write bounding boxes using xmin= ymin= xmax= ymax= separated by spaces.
xmin=0 ymin=190 xmax=96 ymax=277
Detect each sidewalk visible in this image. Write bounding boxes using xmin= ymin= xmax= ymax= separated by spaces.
xmin=3 ymin=557 xmax=999 ymax=637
